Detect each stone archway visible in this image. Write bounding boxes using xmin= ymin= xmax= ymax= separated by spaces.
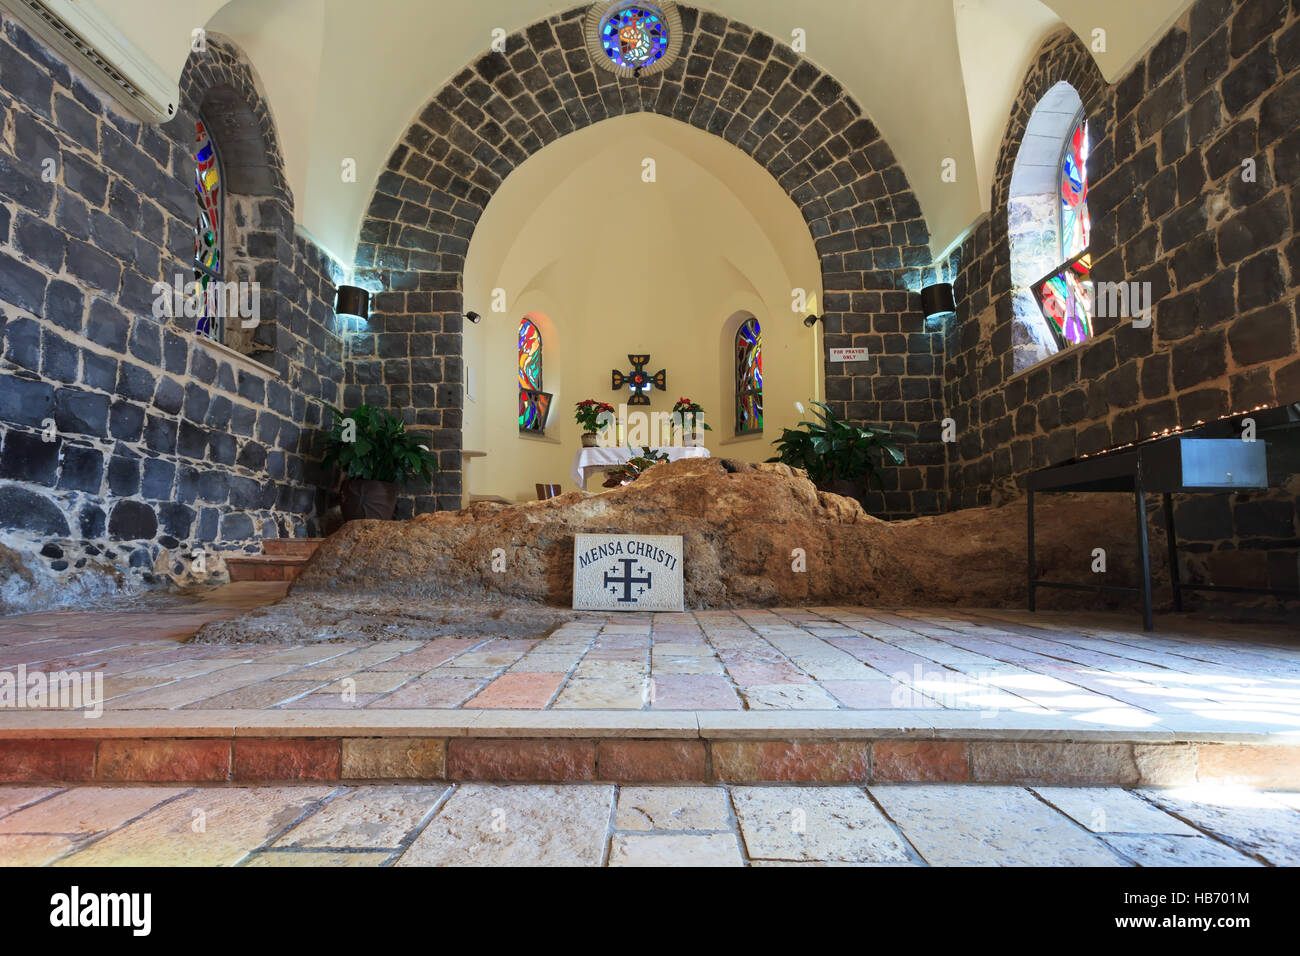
xmin=352 ymin=5 xmax=941 ymax=518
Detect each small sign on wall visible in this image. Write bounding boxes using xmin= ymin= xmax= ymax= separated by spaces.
xmin=829 ymin=347 xmax=870 ymax=363
xmin=573 ymin=533 xmax=684 ymax=612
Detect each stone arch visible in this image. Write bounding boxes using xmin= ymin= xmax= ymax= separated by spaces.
xmin=170 ymin=33 xmax=295 ymax=370
xmin=351 ymin=4 xmax=941 ymax=518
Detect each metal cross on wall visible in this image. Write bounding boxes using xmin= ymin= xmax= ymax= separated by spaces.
xmin=611 ymin=354 xmax=666 ymax=406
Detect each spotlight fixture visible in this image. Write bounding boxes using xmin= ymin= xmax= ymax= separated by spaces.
xmin=465 ymin=311 xmax=481 ymax=324
xmin=334 ymin=285 xmax=370 ymax=325
xmin=920 ymin=282 xmax=957 ymax=321
xmin=803 ymin=314 xmax=823 ymax=328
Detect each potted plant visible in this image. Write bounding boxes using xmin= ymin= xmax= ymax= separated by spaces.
xmin=672 ymin=397 xmax=712 ymax=446
xmin=602 ymin=446 xmax=669 ymax=487
xmin=766 ymin=401 xmax=914 ymax=507
xmin=321 ymin=404 xmax=438 ymax=521
xmin=575 ymin=399 xmax=616 ymax=447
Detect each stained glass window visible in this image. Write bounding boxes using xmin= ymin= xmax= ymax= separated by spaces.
xmin=1059 ymin=116 xmax=1089 ymax=261
xmin=1034 ymin=251 xmax=1093 ymax=346
xmin=734 ymin=317 xmax=762 ymax=434
xmin=1032 ymin=113 xmax=1093 ymax=349
xmin=518 ymin=318 xmax=548 ymax=432
xmin=599 ymin=4 xmax=670 ymax=70
xmin=193 ymin=119 xmax=222 ymax=341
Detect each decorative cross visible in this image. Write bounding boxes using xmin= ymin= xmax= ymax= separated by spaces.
xmin=611 ymin=354 xmax=666 ymax=406
xmin=603 ymin=558 xmax=653 ymax=603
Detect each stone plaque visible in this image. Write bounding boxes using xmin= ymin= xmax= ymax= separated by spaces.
xmin=572 ymin=533 xmax=684 ymax=612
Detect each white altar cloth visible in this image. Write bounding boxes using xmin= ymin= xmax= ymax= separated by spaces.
xmin=572 ymin=445 xmax=711 ymax=489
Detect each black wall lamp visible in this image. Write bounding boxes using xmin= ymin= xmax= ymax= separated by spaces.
xmin=920 ymin=282 xmax=957 ymax=321
xmin=465 ymin=311 xmax=481 ymax=324
xmin=334 ymin=285 xmax=370 ymax=326
xmin=803 ymin=314 xmax=824 ymax=328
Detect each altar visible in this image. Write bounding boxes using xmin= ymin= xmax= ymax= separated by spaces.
xmin=572 ymin=445 xmax=711 ymax=489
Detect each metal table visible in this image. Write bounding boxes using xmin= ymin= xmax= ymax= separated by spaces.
xmin=1026 ymin=436 xmax=1270 ymax=630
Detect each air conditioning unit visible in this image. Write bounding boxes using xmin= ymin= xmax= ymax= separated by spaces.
xmin=0 ymin=0 xmax=178 ymax=123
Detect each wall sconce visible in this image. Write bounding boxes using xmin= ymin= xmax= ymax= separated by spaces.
xmin=920 ymin=283 xmax=956 ymax=322
xmin=334 ymin=285 xmax=370 ymax=329
xmin=803 ymin=314 xmax=823 ymax=328
xmin=464 ymin=311 xmax=481 ymax=324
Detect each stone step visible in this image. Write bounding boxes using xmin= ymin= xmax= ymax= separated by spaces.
xmin=226 ymin=555 xmax=309 ymax=582
xmin=261 ymin=537 xmax=325 ymax=558
xmin=1 ymin=714 xmax=1294 ymax=787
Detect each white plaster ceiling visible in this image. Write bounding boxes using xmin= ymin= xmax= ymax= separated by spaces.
xmin=90 ymin=0 xmax=1192 ymax=264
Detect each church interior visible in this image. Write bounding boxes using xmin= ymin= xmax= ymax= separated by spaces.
xmin=0 ymin=0 xmax=1298 ymax=872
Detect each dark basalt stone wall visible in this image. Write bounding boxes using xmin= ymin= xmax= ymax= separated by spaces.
xmin=944 ymin=0 xmax=1300 ymax=596
xmin=0 ymin=18 xmax=341 ymax=609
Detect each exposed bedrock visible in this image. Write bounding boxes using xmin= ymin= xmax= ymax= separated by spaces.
xmin=195 ymin=459 xmax=1169 ymax=643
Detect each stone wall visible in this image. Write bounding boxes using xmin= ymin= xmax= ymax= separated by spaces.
xmin=944 ymin=0 xmax=1299 ymax=596
xmin=353 ymin=4 xmax=944 ymax=519
xmin=0 ymin=16 xmax=339 ymax=611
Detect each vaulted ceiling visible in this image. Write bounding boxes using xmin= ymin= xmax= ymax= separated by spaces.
xmin=99 ymin=0 xmax=1192 ymax=264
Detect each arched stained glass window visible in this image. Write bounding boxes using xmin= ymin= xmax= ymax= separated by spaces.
xmin=518 ymin=318 xmax=550 ymax=432
xmin=734 ymin=317 xmax=762 ymax=435
xmin=193 ymin=119 xmax=223 ymax=341
xmin=1033 ymin=113 xmax=1093 ymax=348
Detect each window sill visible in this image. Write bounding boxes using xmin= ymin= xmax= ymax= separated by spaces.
xmin=720 ymin=431 xmax=765 ymax=446
xmin=195 ymin=335 xmax=277 ymax=381
xmin=518 ymin=430 xmax=561 ymax=445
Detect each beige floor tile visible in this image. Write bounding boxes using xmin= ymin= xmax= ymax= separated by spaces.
xmin=731 ymin=786 xmax=911 ymax=863
xmin=0 ymin=786 xmax=184 ymax=836
xmin=1102 ymin=833 xmax=1262 ymax=866
xmin=1032 ymin=787 xmax=1198 ymax=834
xmin=273 ymin=786 xmax=448 ymax=848
xmin=53 ymin=787 xmax=334 ymax=867
xmin=871 ymin=784 xmax=1126 ymax=866
xmin=396 ymin=784 xmax=613 ymax=866
xmin=0 ymin=833 xmax=77 ymax=866
xmin=610 ymin=832 xmax=743 ymax=866
xmin=243 ymin=850 xmax=392 ymax=866
xmin=615 ymin=786 xmax=732 ymax=831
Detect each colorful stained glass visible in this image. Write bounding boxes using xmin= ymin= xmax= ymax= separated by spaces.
xmin=519 ymin=318 xmax=546 ymax=431
xmin=193 ymin=119 xmax=222 ymax=340
xmin=1035 ymin=252 xmax=1093 ymax=346
xmin=735 ymin=317 xmax=763 ymax=434
xmin=1059 ymin=117 xmax=1089 ymax=261
xmin=599 ymin=4 xmax=669 ymax=70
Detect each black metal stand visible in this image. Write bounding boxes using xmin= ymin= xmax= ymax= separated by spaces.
xmin=1025 ymin=435 xmax=1278 ymax=631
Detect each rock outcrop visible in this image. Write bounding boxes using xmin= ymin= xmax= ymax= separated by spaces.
xmin=195 ymin=459 xmax=1170 ymax=643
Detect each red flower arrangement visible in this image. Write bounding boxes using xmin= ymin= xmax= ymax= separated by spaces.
xmin=574 ymin=399 xmax=616 ymax=433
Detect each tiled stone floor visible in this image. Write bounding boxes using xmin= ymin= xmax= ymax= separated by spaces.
xmin=1 ymin=585 xmax=1297 ymax=735
xmin=0 ymin=781 xmax=1294 ymax=866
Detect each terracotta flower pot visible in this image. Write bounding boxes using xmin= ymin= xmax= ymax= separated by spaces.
xmin=581 ymin=431 xmax=598 ymax=447
xmin=340 ymin=478 xmax=398 ymax=521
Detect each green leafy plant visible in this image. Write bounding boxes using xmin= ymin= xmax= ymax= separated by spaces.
xmin=672 ymin=396 xmax=712 ymax=431
xmin=321 ymin=404 xmax=438 ymax=485
xmin=766 ymin=401 xmax=914 ymax=488
xmin=574 ymin=399 xmax=616 ymax=433
xmin=602 ymin=446 xmax=669 ymax=487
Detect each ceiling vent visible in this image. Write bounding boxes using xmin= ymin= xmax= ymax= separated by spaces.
xmin=0 ymin=0 xmax=178 ymax=122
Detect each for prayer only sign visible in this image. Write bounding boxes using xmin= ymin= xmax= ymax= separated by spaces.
xmin=572 ymin=533 xmax=684 ymax=612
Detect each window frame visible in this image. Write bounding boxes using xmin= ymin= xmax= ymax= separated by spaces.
xmin=733 ymin=316 xmax=763 ymax=436
xmin=193 ymin=114 xmax=226 ymax=345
